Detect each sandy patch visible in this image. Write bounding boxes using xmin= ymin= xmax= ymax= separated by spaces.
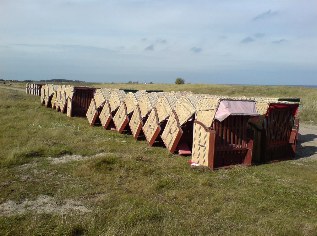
xmin=17 ymin=162 xmax=38 ymax=170
xmin=48 ymin=152 xmax=114 ymax=164
xmin=0 ymin=195 xmax=91 ymax=216
xmin=292 ymin=124 xmax=317 ymax=162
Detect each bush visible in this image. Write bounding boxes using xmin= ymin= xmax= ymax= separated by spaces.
xmin=175 ymin=78 xmax=185 ymax=84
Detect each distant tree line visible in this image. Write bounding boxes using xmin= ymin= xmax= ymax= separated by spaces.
xmin=39 ymin=79 xmax=83 ymax=83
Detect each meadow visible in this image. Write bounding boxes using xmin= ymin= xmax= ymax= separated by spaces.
xmin=0 ymin=83 xmax=317 ymax=235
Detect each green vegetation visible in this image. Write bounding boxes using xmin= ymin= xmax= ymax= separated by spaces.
xmin=0 ymin=85 xmax=317 ymax=235
xmin=175 ymin=77 xmax=185 ymax=84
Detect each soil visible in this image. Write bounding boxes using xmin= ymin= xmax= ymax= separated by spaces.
xmin=297 ymin=123 xmax=317 ymax=160
xmin=48 ymin=152 xmax=112 ymax=164
xmin=0 ymin=195 xmax=91 ymax=216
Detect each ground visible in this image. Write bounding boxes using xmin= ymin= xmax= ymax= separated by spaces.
xmin=0 ymin=84 xmax=316 ymax=235
xmin=297 ymin=124 xmax=317 ymax=161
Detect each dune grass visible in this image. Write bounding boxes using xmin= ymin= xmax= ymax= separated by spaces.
xmin=0 ymin=86 xmax=317 ymax=235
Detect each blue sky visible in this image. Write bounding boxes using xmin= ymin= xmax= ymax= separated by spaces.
xmin=0 ymin=0 xmax=316 ymax=85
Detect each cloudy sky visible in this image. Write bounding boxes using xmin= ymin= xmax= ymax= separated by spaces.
xmin=0 ymin=0 xmax=316 ymax=85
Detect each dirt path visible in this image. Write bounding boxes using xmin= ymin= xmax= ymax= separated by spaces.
xmin=297 ymin=124 xmax=317 ymax=159
xmin=0 ymin=195 xmax=91 ymax=216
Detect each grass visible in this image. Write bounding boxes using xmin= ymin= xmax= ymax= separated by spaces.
xmin=0 ymin=85 xmax=317 ymax=235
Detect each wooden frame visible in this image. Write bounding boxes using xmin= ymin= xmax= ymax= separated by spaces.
xmin=66 ymin=87 xmax=96 ymax=117
xmin=160 ymin=111 xmax=183 ymax=153
xmin=129 ymin=105 xmax=143 ymax=139
xmin=251 ymin=102 xmax=300 ymax=163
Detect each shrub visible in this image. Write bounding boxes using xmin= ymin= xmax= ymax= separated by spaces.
xmin=175 ymin=78 xmax=185 ymax=84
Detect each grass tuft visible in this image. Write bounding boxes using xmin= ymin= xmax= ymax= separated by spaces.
xmin=94 ymin=156 xmax=119 ymax=171
xmin=155 ymin=177 xmax=178 ymax=192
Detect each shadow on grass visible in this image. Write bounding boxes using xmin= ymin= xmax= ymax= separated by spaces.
xmin=70 ymin=225 xmax=86 ymax=236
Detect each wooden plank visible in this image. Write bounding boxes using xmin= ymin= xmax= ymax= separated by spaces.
xmin=143 ymin=108 xmax=161 ymax=146
xmin=86 ymin=99 xmax=99 ymax=125
xmin=109 ymin=90 xmax=126 ymax=112
xmin=129 ymin=105 xmax=143 ymax=139
xmin=99 ymin=102 xmax=112 ymax=129
xmin=113 ymin=102 xmax=129 ymax=133
xmin=161 ymin=112 xmax=183 ymax=153
xmin=191 ymin=121 xmax=215 ymax=168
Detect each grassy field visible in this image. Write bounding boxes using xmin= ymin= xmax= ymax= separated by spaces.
xmin=0 ymin=85 xmax=317 ymax=235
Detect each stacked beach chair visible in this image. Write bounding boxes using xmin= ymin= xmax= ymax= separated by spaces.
xmin=66 ymin=86 xmax=96 ymax=117
xmin=41 ymin=84 xmax=58 ymax=107
xmin=143 ymin=93 xmax=180 ymax=146
xmin=113 ymin=91 xmax=145 ymax=133
xmin=191 ymin=96 xmax=258 ymax=169
xmin=39 ymin=84 xmax=95 ymax=117
xmin=86 ymin=88 xmax=112 ymax=126
xmin=251 ymin=97 xmax=300 ymax=163
xmin=32 ymin=82 xmax=301 ymax=170
xmin=25 ymin=83 xmax=43 ymax=96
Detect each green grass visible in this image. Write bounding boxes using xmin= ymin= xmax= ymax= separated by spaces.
xmin=0 ymin=86 xmax=317 ymax=235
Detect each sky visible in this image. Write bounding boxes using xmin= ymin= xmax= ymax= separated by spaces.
xmin=0 ymin=0 xmax=316 ymax=85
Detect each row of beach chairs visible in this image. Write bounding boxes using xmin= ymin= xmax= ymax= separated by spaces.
xmin=27 ymin=83 xmax=300 ymax=169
